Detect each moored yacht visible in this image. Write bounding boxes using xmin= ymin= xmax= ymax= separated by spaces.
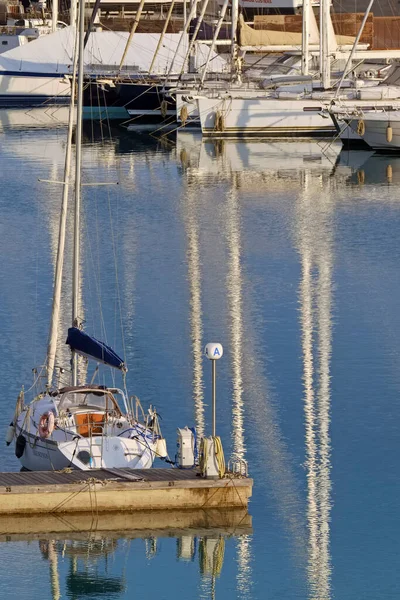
xmin=7 ymin=7 xmax=167 ymax=471
xmin=14 ymin=381 xmax=160 ymax=471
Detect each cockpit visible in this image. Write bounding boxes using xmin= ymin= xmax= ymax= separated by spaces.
xmin=55 ymin=386 xmax=124 ymax=437
xmin=57 ymin=386 xmax=122 ymax=416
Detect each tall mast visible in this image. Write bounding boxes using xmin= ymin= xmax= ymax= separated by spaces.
xmin=320 ymin=0 xmax=331 ymax=89
xmin=46 ymin=28 xmax=79 ymax=388
xmin=230 ymin=0 xmax=239 ymax=81
xmin=70 ymin=0 xmax=77 ymax=28
xmin=51 ymin=0 xmax=58 ymax=33
xmin=302 ymin=0 xmax=310 ymax=76
xmin=118 ymin=0 xmax=146 ymax=72
xmin=72 ymin=0 xmax=85 ymax=386
xmin=149 ymin=0 xmax=176 ymax=75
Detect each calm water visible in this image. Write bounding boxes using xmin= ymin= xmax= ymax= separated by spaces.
xmin=0 ymin=109 xmax=399 ymax=599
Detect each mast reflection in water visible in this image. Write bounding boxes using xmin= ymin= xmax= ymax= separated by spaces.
xmin=297 ymin=171 xmax=333 ymax=600
xmin=225 ymin=180 xmax=253 ymax=599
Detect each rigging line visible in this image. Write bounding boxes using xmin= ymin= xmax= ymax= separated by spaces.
xmin=81 ymin=201 xmax=97 ymax=341
xmin=96 ymin=80 xmax=105 ymax=148
xmin=100 ymin=83 xmax=114 ymax=144
xmin=152 ymin=106 xmax=204 ymax=141
xmin=121 ymin=82 xmax=161 ymax=111
xmin=97 ymin=24 xmax=193 ymax=71
xmin=107 ymin=181 xmax=128 ymax=370
xmin=25 ymin=364 xmax=47 ymax=393
xmin=92 ymin=114 xmax=108 ymax=346
xmin=96 ymin=85 xmax=120 ymax=358
xmin=90 ymin=77 xmax=96 ymax=150
xmin=95 ymin=84 xmax=119 ymax=388
xmin=80 ymin=83 xmax=120 ymax=385
xmin=81 ymin=183 xmax=108 ymax=343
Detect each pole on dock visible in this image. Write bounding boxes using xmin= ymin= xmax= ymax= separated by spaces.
xmin=205 ymin=343 xmax=223 ymax=436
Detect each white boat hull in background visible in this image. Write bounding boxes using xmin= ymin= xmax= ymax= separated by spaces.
xmin=0 ymin=72 xmax=70 ymax=106
xmin=346 ymin=112 xmax=400 ymax=150
xmin=197 ymin=96 xmax=334 ymax=137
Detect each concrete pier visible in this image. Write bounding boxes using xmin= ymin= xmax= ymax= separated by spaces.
xmin=0 ymin=468 xmax=253 ymax=515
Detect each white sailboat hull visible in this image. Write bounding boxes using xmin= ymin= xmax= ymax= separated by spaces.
xmin=15 ymin=393 xmax=158 ymax=471
xmin=16 ymin=426 xmax=155 ymax=471
xmin=0 ymin=72 xmax=70 ymax=106
xmin=197 ymin=96 xmax=334 ymax=137
xmin=346 ymin=113 xmax=400 ymax=150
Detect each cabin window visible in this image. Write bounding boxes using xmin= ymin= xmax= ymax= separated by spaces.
xmin=2 ymin=41 xmax=8 ymax=46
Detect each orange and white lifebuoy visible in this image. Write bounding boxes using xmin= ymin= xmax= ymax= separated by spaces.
xmin=39 ymin=411 xmax=55 ymax=439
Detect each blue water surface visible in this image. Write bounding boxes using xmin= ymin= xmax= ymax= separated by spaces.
xmin=0 ymin=111 xmax=399 ymax=599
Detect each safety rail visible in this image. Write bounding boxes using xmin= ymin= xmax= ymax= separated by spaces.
xmin=227 ymin=457 xmax=248 ymax=477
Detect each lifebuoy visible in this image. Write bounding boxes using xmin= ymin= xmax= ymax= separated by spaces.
xmin=39 ymin=411 xmax=55 ymax=439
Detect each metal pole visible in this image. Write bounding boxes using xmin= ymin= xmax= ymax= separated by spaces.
xmin=212 ymin=359 xmax=216 ymax=437
xmin=72 ymin=0 xmax=85 ymax=386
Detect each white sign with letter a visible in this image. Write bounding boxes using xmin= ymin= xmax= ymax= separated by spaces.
xmin=205 ymin=343 xmax=224 ymax=360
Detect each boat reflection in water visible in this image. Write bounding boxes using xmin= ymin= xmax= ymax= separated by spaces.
xmin=296 ymin=171 xmax=334 ymax=599
xmin=1 ymin=509 xmax=251 ymax=600
xmin=39 ymin=538 xmax=125 ymax=600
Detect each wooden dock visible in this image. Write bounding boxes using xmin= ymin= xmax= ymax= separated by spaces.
xmin=0 ymin=468 xmax=253 ymax=516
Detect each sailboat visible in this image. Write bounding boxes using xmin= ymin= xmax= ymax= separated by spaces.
xmin=7 ymin=0 xmax=167 ymax=472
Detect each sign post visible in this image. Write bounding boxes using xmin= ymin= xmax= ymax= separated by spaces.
xmin=204 ymin=343 xmax=223 ymax=437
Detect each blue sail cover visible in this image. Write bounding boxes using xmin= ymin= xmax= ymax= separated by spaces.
xmin=66 ymin=328 xmax=126 ymax=371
